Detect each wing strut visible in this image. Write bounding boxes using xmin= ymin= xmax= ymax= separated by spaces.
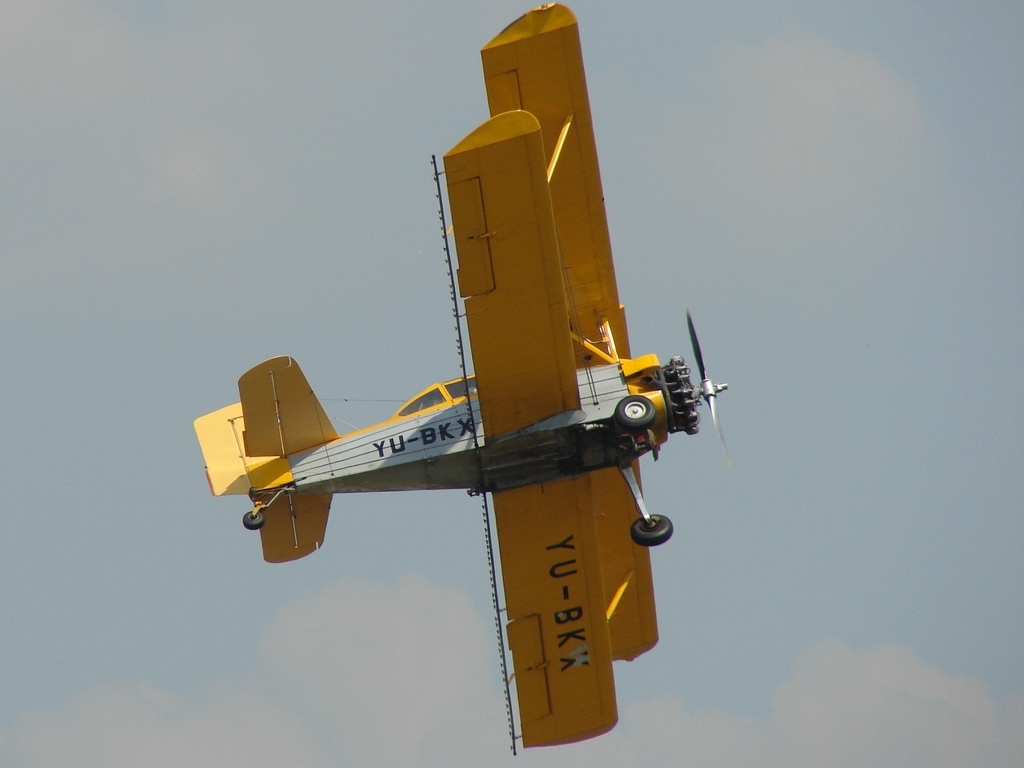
xmin=432 ymin=155 xmax=517 ymax=755
xmin=546 ymin=114 xmax=573 ymax=182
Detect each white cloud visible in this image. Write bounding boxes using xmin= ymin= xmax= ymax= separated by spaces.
xmin=617 ymin=639 xmax=1024 ymax=768
xmin=771 ymin=640 xmax=1003 ymax=767
xmin=0 ymin=0 xmax=485 ymax=315
xmin=0 ymin=0 xmax=267 ymax=310
xmin=2 ymin=680 xmax=327 ymax=768
xmin=0 ymin=1 xmax=133 ymax=107
xmin=607 ymin=33 xmax=950 ymax=314
xmin=2 ymin=576 xmax=1020 ymax=768
xmin=257 ymin=574 xmax=503 ymax=767
xmin=703 ymin=35 xmax=939 ymax=231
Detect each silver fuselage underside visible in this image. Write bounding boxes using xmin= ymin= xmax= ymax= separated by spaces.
xmin=290 ymin=364 xmax=630 ymax=494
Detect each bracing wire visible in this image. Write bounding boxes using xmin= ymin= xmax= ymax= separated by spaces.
xmin=432 ymin=156 xmax=517 ymax=756
xmin=480 ymin=490 xmax=518 ymax=752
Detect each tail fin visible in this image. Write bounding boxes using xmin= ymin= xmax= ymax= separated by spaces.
xmin=194 ymin=356 xmax=335 ymax=496
xmin=238 ymin=356 xmax=339 ymax=458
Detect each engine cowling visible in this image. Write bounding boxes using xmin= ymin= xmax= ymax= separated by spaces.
xmin=657 ymin=356 xmax=700 ymax=434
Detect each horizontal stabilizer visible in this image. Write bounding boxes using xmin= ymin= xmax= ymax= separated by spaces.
xmin=194 ymin=404 xmax=292 ymax=495
xmin=238 ymin=357 xmax=339 ymax=458
xmin=259 ymin=492 xmax=332 ymax=563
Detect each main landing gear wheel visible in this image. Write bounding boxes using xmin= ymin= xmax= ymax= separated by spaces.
xmin=615 ymin=395 xmax=657 ymax=431
xmin=630 ymin=515 xmax=673 ymax=547
xmin=242 ymin=509 xmax=265 ymax=530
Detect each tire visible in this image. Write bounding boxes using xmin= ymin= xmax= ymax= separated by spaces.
xmin=614 ymin=395 xmax=657 ymax=431
xmin=630 ymin=515 xmax=673 ymax=547
xmin=242 ymin=509 xmax=265 ymax=530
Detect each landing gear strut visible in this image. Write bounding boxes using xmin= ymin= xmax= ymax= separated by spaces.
xmin=620 ymin=464 xmax=673 ymax=547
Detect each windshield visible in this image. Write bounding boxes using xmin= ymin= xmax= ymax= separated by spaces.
xmin=397 ymin=387 xmax=446 ymax=417
xmin=444 ymin=376 xmax=477 ymax=400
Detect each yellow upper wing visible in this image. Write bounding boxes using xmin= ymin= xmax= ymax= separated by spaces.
xmin=481 ymin=3 xmax=631 ymax=360
xmin=494 ymin=475 xmax=617 ymax=747
xmin=443 ymin=111 xmax=580 ymax=439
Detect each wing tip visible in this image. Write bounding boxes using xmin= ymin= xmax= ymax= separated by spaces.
xmin=483 ymin=4 xmax=577 ymax=51
xmin=444 ymin=110 xmax=542 ymax=159
xmin=522 ymin=714 xmax=618 ymax=749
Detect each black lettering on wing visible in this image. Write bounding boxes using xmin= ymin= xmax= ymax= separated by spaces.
xmin=554 ymin=606 xmax=582 ymax=624
xmin=548 ymin=560 xmax=578 ymax=578
xmin=545 ymin=535 xmax=575 ymax=551
xmin=556 ymin=628 xmax=585 ymax=647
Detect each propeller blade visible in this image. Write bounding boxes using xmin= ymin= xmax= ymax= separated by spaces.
xmin=687 ymin=309 xmax=731 ymax=466
xmin=686 ymin=310 xmax=707 ymax=382
xmin=708 ymin=395 xmax=732 ymax=467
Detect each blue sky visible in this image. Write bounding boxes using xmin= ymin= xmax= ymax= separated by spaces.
xmin=0 ymin=1 xmax=1020 ymax=765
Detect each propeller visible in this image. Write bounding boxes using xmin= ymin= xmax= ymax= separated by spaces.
xmin=686 ymin=310 xmax=731 ymax=466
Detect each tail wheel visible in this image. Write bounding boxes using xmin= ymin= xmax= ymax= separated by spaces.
xmin=242 ymin=509 xmax=265 ymax=530
xmin=614 ymin=395 xmax=657 ymax=431
xmin=630 ymin=515 xmax=673 ymax=547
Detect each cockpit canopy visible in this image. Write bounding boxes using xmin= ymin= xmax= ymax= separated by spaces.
xmin=395 ymin=375 xmax=477 ymax=418
xmin=443 ymin=376 xmax=477 ymax=401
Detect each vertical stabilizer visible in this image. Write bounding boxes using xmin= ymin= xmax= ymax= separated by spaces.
xmin=238 ymin=356 xmax=340 ymax=458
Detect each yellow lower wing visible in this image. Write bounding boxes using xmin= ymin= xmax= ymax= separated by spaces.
xmin=493 ymin=476 xmax=617 ymax=747
xmin=592 ymin=465 xmax=659 ymax=660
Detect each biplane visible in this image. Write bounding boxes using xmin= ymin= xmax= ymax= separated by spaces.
xmin=194 ymin=3 xmax=727 ymax=750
